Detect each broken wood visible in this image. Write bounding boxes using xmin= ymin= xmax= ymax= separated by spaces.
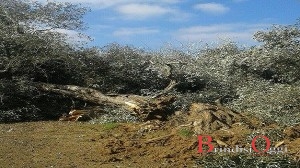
xmin=152 ymin=79 xmax=178 ymax=98
xmin=35 ymin=82 xmax=176 ymax=121
xmin=152 ymin=62 xmax=186 ymax=98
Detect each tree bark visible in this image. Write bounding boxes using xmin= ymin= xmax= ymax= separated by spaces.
xmin=35 ymin=82 xmax=176 ymax=121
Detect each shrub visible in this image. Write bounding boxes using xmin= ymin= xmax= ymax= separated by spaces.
xmin=228 ymin=80 xmax=300 ymax=125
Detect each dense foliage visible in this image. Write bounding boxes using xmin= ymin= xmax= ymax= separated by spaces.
xmin=0 ymin=0 xmax=90 ymax=121
xmin=1 ymin=1 xmax=299 ymax=167
xmin=0 ymin=1 xmax=299 ymax=127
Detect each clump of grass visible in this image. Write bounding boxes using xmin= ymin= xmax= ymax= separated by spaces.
xmin=102 ymin=122 xmax=119 ymax=130
xmin=178 ymin=128 xmax=194 ymax=138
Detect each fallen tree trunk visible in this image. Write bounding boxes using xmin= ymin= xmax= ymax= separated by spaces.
xmin=36 ymin=82 xmax=145 ymax=106
xmin=35 ymin=82 xmax=176 ymax=121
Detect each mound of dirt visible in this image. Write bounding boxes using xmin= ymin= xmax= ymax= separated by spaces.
xmin=187 ymin=103 xmax=243 ymax=134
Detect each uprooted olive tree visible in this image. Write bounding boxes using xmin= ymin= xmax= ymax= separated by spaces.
xmin=1 ymin=0 xmax=299 ymax=125
xmin=0 ymin=1 xmax=184 ymax=122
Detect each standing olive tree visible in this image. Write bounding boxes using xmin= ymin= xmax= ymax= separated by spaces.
xmin=0 ymin=0 xmax=91 ymax=78
xmin=0 ymin=0 xmax=91 ymax=122
xmin=228 ymin=20 xmax=300 ymax=125
xmin=251 ymin=21 xmax=300 ymax=83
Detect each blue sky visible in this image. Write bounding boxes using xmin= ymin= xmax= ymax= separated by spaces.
xmin=48 ymin=0 xmax=300 ymax=49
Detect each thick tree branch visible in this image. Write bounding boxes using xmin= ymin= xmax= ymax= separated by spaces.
xmin=152 ymin=62 xmax=186 ymax=98
xmin=35 ymin=82 xmax=176 ymax=121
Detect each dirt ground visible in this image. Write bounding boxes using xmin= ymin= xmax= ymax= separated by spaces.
xmin=1 ymin=103 xmax=299 ymax=167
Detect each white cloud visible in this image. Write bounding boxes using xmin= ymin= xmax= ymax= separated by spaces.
xmin=175 ymin=23 xmax=270 ymax=44
xmin=113 ymin=27 xmax=159 ymax=36
xmin=159 ymin=0 xmax=180 ymax=3
xmin=51 ymin=28 xmax=90 ymax=44
xmin=194 ymin=3 xmax=229 ymax=14
xmin=35 ymin=0 xmax=186 ymax=20
xmin=41 ymin=0 xmax=180 ymax=8
xmin=116 ymin=4 xmax=172 ymax=19
xmin=232 ymin=0 xmax=248 ymax=2
xmin=37 ymin=0 xmax=130 ymax=8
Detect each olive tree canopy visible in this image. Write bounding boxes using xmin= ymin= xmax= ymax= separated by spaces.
xmin=0 ymin=0 xmax=91 ymax=122
xmin=0 ymin=0 xmax=89 ymax=32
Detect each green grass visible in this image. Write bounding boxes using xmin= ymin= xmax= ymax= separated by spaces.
xmin=102 ymin=122 xmax=119 ymax=130
xmin=178 ymin=128 xmax=194 ymax=138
